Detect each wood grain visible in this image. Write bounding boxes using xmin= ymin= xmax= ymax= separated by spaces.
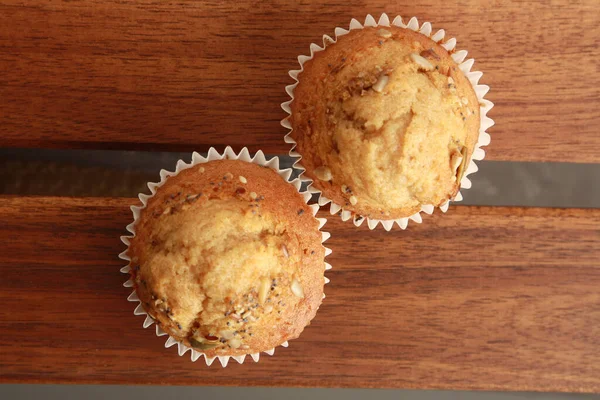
xmin=0 ymin=1 xmax=599 ymax=162
xmin=1 ymin=196 xmax=599 ymax=392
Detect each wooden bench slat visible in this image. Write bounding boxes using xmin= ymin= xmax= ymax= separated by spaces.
xmin=1 ymin=196 xmax=599 ymax=392
xmin=1 ymin=1 xmax=599 ymax=162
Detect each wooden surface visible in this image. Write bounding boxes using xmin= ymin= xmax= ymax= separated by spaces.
xmin=1 ymin=196 xmax=599 ymax=392
xmin=1 ymin=0 xmax=600 ymax=162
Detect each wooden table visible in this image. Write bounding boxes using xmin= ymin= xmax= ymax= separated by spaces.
xmin=1 ymin=0 xmax=599 ymax=393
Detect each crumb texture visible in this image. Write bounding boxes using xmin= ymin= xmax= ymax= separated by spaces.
xmin=290 ymin=27 xmax=480 ymax=218
xmin=129 ymin=160 xmax=325 ymax=356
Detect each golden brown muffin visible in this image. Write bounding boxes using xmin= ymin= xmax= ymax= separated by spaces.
xmin=128 ymin=160 xmax=326 ymax=357
xmin=290 ymin=26 xmax=480 ymax=219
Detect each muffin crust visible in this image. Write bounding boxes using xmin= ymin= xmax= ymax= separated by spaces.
xmin=290 ymin=26 xmax=480 ymax=219
xmin=128 ymin=160 xmax=325 ymax=357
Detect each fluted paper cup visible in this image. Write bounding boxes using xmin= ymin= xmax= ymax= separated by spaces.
xmin=118 ymin=146 xmax=332 ymax=367
xmin=281 ymin=13 xmax=494 ymax=231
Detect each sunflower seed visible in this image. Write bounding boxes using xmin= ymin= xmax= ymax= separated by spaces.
xmin=314 ymin=166 xmax=332 ymax=181
xmin=372 ymin=75 xmax=389 ymax=93
xmin=410 ymin=53 xmax=434 ymax=71
xmin=377 ymin=29 xmax=392 ymax=38
xmin=219 ymin=330 xmax=234 ymax=340
xmin=291 ymin=279 xmax=304 ymax=298
xmin=258 ymin=278 xmax=270 ymax=305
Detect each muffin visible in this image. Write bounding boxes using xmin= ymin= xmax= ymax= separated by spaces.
xmin=289 ymin=24 xmax=480 ymax=220
xmin=127 ymin=159 xmax=326 ymax=358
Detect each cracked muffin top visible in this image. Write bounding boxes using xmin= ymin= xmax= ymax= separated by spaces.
xmin=289 ymin=26 xmax=480 ymax=219
xmin=128 ymin=160 xmax=325 ymax=357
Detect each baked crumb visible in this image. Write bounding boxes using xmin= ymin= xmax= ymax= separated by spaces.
xmin=290 ymin=26 xmax=479 ymax=219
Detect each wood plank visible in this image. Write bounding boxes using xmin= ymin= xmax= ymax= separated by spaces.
xmin=0 ymin=1 xmax=599 ymax=162
xmin=1 ymin=196 xmax=599 ymax=392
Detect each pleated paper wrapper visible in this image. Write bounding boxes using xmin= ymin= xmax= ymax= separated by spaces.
xmin=118 ymin=146 xmax=331 ymax=367
xmin=281 ymin=13 xmax=494 ymax=231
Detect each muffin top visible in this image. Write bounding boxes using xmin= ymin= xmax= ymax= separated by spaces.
xmin=128 ymin=160 xmax=325 ymax=357
xmin=289 ymin=26 xmax=480 ymax=219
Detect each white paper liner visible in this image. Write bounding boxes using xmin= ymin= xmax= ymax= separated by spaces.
xmin=281 ymin=14 xmax=494 ymax=231
xmin=119 ymin=146 xmax=331 ymax=367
